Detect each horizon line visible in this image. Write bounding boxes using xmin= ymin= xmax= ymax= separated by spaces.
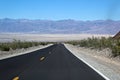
xmin=0 ymin=18 xmax=120 ymax=21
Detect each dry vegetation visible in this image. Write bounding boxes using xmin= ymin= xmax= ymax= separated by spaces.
xmin=66 ymin=37 xmax=120 ymax=57
xmin=0 ymin=39 xmax=55 ymax=51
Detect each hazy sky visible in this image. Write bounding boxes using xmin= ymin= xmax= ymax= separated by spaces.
xmin=0 ymin=0 xmax=120 ymax=20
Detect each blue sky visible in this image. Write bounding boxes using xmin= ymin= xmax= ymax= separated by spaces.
xmin=0 ymin=0 xmax=120 ymax=20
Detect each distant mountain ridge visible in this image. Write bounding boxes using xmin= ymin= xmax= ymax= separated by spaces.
xmin=0 ymin=18 xmax=120 ymax=34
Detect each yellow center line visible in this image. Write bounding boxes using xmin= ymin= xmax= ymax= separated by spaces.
xmin=12 ymin=76 xmax=19 ymax=80
xmin=40 ymin=57 xmax=45 ymax=61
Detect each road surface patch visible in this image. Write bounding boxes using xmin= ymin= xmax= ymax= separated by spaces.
xmin=49 ymin=52 xmax=51 ymax=54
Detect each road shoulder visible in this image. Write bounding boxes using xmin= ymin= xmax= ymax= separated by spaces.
xmin=64 ymin=44 xmax=120 ymax=80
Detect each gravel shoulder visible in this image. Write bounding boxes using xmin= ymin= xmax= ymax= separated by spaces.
xmin=0 ymin=44 xmax=52 ymax=60
xmin=64 ymin=44 xmax=120 ymax=80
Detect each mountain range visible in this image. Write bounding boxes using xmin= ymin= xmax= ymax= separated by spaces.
xmin=0 ymin=18 xmax=120 ymax=34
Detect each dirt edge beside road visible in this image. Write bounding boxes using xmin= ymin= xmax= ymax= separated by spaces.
xmin=64 ymin=44 xmax=120 ymax=80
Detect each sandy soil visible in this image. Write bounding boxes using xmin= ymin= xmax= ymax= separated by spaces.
xmin=0 ymin=33 xmax=113 ymax=42
xmin=64 ymin=44 xmax=120 ymax=80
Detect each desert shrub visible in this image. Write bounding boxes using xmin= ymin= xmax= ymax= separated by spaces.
xmin=0 ymin=40 xmax=54 ymax=51
xmin=111 ymin=40 xmax=120 ymax=57
xmin=66 ymin=37 xmax=120 ymax=57
xmin=0 ymin=43 xmax=10 ymax=51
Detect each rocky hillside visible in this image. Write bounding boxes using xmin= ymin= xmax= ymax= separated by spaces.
xmin=0 ymin=18 xmax=120 ymax=34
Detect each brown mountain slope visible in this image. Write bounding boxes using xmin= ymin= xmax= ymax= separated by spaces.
xmin=113 ymin=31 xmax=120 ymax=39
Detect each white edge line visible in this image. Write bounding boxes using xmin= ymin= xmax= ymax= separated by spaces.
xmin=65 ymin=45 xmax=110 ymax=80
xmin=76 ymin=56 xmax=110 ymax=80
xmin=0 ymin=44 xmax=53 ymax=60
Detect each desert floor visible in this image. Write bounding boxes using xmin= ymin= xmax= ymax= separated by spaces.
xmin=0 ymin=33 xmax=113 ymax=42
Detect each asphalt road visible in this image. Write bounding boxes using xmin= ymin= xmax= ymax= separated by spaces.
xmin=0 ymin=44 xmax=106 ymax=80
